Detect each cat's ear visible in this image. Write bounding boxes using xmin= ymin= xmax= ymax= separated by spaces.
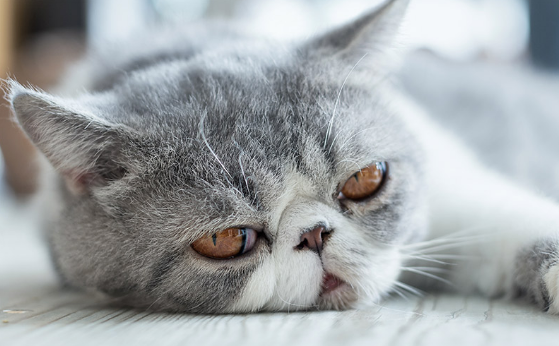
xmin=302 ymin=0 xmax=409 ymax=68
xmin=8 ymin=81 xmax=131 ymax=194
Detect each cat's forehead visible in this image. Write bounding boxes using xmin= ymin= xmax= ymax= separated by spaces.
xmin=100 ymin=45 xmax=415 ymax=214
xmin=107 ymin=46 xmax=403 ymax=148
xmin=113 ymin=54 xmax=310 ymax=114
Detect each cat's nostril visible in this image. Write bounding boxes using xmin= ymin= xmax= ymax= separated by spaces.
xmin=296 ymin=225 xmax=331 ymax=254
xmin=296 ymin=238 xmax=308 ymax=250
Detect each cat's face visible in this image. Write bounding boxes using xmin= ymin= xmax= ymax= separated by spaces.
xmin=9 ymin=0 xmax=425 ymax=313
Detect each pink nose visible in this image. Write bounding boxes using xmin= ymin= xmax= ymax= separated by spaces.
xmin=297 ymin=226 xmax=328 ymax=254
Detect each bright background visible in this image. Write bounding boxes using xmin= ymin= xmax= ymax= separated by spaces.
xmin=88 ymin=0 xmax=529 ymax=62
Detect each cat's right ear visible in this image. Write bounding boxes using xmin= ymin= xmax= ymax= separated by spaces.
xmin=7 ymin=80 xmax=133 ymax=194
xmin=301 ymin=0 xmax=409 ymax=71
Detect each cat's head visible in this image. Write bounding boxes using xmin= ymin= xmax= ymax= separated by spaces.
xmin=8 ymin=0 xmax=426 ymax=313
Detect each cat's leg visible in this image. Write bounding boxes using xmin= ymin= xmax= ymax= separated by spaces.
xmin=426 ymin=161 xmax=559 ymax=312
xmin=396 ymin=93 xmax=559 ymax=312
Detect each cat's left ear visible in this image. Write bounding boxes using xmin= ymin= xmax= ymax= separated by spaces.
xmin=302 ymin=0 xmax=409 ymax=68
xmin=7 ymin=81 xmax=134 ymax=195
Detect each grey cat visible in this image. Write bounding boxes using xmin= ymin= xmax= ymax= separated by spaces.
xmin=7 ymin=0 xmax=559 ymax=313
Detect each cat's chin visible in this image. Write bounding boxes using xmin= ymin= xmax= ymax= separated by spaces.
xmin=321 ymin=273 xmax=345 ymax=295
xmin=318 ymin=273 xmax=357 ymax=310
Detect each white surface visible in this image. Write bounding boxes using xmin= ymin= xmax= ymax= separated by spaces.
xmin=2 ymin=188 xmax=559 ymax=345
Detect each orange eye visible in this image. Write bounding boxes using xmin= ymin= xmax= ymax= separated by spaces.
xmin=191 ymin=228 xmax=257 ymax=259
xmin=339 ymin=162 xmax=387 ymax=201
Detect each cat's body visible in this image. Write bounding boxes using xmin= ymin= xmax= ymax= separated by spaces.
xmin=7 ymin=0 xmax=559 ymax=313
xmin=401 ymin=52 xmax=559 ymax=201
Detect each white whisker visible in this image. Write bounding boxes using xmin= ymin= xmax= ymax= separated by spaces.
xmin=401 ymin=267 xmax=454 ymax=287
xmin=406 ymin=239 xmax=488 ymax=255
xmin=275 ymin=291 xmax=318 ymax=312
xmin=404 ymin=266 xmax=449 ymax=274
xmin=199 ymin=111 xmax=233 ymax=181
xmin=390 ymin=286 xmax=410 ymax=301
xmin=232 ymin=139 xmax=251 ymax=197
xmin=336 ymin=126 xmax=381 ymax=153
xmin=323 ymin=53 xmax=369 ymax=149
xmin=402 ymin=232 xmax=491 ymax=251
xmin=393 ymin=281 xmax=424 ymax=297
xmin=402 ymin=254 xmax=451 ymax=265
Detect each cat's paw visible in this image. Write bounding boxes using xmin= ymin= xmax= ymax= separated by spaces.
xmin=515 ymin=240 xmax=559 ymax=313
xmin=544 ymin=264 xmax=559 ymax=314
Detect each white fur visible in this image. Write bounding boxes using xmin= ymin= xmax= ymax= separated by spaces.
xmin=226 ymin=258 xmax=276 ymax=313
xmin=228 ymin=170 xmax=404 ymax=311
xmin=265 ymin=172 xmax=331 ymax=311
xmin=394 ymin=89 xmax=559 ymax=298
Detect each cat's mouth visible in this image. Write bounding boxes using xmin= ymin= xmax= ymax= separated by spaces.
xmin=320 ymin=273 xmax=346 ymax=296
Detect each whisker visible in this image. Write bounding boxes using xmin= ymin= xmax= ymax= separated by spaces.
xmin=421 ymin=254 xmax=474 ymax=260
xmin=403 ymin=266 xmax=450 ymax=274
xmin=404 ymin=225 xmax=494 ymax=248
xmin=323 ymin=53 xmax=369 ymax=149
xmin=336 ymin=126 xmax=381 ymax=153
xmin=275 ymin=291 xmax=318 ymax=312
xmin=402 ymin=254 xmax=451 ymax=265
xmin=232 ymin=139 xmax=251 ymax=196
xmin=335 ymin=158 xmax=364 ymax=172
xmin=390 ymin=286 xmax=410 ymax=301
xmin=402 ymin=232 xmax=492 ymax=258
xmin=406 ymin=239 xmax=488 ymax=255
xmin=402 ymin=233 xmax=491 ymax=251
xmin=199 ymin=111 xmax=233 ymax=181
xmin=393 ymin=281 xmax=425 ymax=297
xmin=146 ymin=296 xmax=163 ymax=311
xmin=400 ymin=268 xmax=454 ymax=287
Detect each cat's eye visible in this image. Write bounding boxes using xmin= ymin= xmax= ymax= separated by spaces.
xmin=191 ymin=228 xmax=257 ymax=259
xmin=339 ymin=162 xmax=387 ymax=201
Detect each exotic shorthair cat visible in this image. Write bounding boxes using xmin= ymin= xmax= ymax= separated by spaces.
xmin=7 ymin=0 xmax=559 ymax=313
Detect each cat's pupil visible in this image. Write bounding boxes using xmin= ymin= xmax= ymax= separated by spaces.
xmin=239 ymin=229 xmax=247 ymax=254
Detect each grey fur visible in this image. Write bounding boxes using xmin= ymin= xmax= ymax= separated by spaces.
xmin=8 ymin=0 xmax=425 ymax=313
xmin=514 ymin=240 xmax=559 ymax=310
xmin=9 ymin=0 xmax=559 ymax=314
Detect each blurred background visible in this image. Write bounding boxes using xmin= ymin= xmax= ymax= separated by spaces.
xmin=0 ymin=0 xmax=558 ymax=198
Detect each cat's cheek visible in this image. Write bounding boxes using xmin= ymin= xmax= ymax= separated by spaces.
xmin=225 ymin=259 xmax=276 ymax=313
xmin=543 ymin=265 xmax=559 ymax=314
xmin=351 ymin=248 xmax=402 ymax=307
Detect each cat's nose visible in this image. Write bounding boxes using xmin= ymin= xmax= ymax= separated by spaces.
xmin=296 ymin=225 xmax=330 ymax=254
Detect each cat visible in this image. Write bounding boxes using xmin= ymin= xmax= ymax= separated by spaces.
xmin=6 ymin=0 xmax=559 ymax=313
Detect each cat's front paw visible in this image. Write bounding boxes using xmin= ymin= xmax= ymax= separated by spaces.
xmin=515 ymin=240 xmax=559 ymax=313
xmin=544 ymin=264 xmax=559 ymax=314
